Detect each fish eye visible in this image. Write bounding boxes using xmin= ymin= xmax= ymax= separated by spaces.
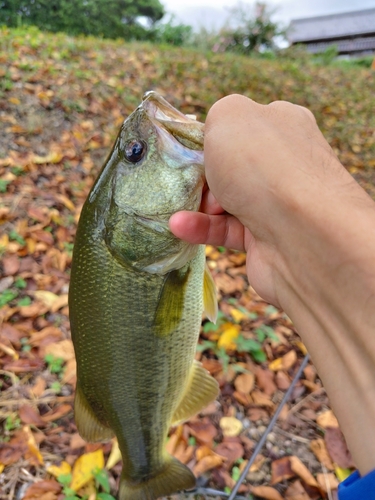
xmin=124 ymin=140 xmax=146 ymax=163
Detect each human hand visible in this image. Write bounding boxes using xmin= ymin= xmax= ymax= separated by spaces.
xmin=170 ymin=94 xmax=358 ymax=306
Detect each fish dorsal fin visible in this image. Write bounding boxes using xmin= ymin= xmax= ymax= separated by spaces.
xmin=171 ymin=360 xmax=219 ymax=425
xmin=203 ymin=263 xmax=218 ymax=323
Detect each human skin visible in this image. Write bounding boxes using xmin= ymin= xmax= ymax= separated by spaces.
xmin=169 ymin=95 xmax=375 ymax=476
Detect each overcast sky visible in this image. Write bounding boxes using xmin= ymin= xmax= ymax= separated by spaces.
xmin=162 ymin=0 xmax=375 ymax=31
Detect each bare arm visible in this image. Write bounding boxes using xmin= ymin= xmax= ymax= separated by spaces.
xmin=170 ymin=95 xmax=375 ymax=475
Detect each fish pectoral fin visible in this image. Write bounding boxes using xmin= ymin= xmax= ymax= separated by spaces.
xmin=119 ymin=456 xmax=195 ymax=500
xmin=74 ymin=384 xmax=114 ymax=443
xmin=154 ymin=266 xmax=190 ymax=337
xmin=203 ymin=263 xmax=218 ymax=323
xmin=171 ymin=360 xmax=219 ymax=425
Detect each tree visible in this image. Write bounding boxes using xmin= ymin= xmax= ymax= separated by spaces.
xmin=0 ymin=0 xmax=165 ymax=39
xmin=213 ymin=2 xmax=286 ymax=54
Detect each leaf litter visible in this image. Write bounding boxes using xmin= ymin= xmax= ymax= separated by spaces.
xmin=1 ymin=26 xmax=375 ymax=499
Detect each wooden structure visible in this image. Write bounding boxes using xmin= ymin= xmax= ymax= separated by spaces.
xmin=289 ymin=8 xmax=375 ymax=55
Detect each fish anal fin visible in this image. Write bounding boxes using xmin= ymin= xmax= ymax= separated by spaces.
xmin=119 ymin=456 xmax=195 ymax=500
xmin=172 ymin=360 xmax=219 ymax=425
xmin=203 ymin=263 xmax=218 ymax=323
xmin=154 ymin=266 xmax=190 ymax=337
xmin=74 ymin=384 xmax=114 ymax=443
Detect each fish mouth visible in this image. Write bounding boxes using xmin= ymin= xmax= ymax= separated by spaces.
xmin=141 ymin=91 xmax=204 ymax=150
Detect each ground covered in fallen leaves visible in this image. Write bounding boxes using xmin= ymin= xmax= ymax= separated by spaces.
xmin=1 ymin=26 xmax=375 ymax=500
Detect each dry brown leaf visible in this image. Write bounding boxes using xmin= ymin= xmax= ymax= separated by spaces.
xmin=234 ymin=372 xmax=255 ymax=394
xmin=29 ymin=326 xmax=63 ymax=346
xmin=233 ymin=390 xmax=253 ymax=406
xmin=175 ymin=444 xmax=194 ymax=464
xmin=30 ymin=375 xmax=47 ymax=397
xmin=324 ymin=427 xmax=355 ymax=469
xmin=289 ymin=455 xmax=319 ymax=488
xmin=250 ymin=485 xmax=283 ymax=500
xmin=214 ymin=273 xmax=245 ymax=294
xmin=22 ymin=480 xmax=61 ymax=500
xmin=42 ymin=403 xmax=72 ymax=422
xmin=61 ymin=358 xmax=77 ymax=385
xmin=70 ymin=433 xmax=87 ymax=450
xmin=3 ymin=357 xmax=44 ymax=373
xmin=310 ymin=438 xmax=334 ymax=470
xmin=43 ymin=339 xmax=75 ymax=361
xmin=275 ymin=370 xmax=291 ymax=390
xmin=285 ymin=480 xmax=310 ymax=500
xmin=247 ymin=407 xmax=269 ymax=421
xmin=254 ymin=366 xmax=277 ymax=396
xmin=2 ymin=254 xmax=20 ymax=275
xmin=215 ymin=440 xmax=244 ymax=469
xmin=247 ymin=454 xmax=266 ymax=473
xmin=251 ymin=389 xmax=274 ymax=408
xmin=193 ymin=454 xmax=225 ymax=476
xmin=188 ymin=418 xmax=218 ymax=445
xmin=19 ymin=404 xmax=46 ymax=427
xmin=271 ymin=456 xmax=295 ymax=484
xmin=316 ymin=410 xmax=339 ymax=429
xmin=201 ymin=358 xmax=223 ymax=375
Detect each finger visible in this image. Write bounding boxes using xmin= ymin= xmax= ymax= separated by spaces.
xmin=200 ymin=189 xmax=224 ymax=215
xmin=169 ymin=211 xmax=246 ymax=251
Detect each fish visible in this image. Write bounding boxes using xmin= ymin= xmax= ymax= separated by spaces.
xmin=69 ymin=91 xmax=219 ymax=500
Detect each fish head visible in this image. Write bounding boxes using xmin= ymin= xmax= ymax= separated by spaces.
xmin=89 ymin=92 xmax=205 ymax=274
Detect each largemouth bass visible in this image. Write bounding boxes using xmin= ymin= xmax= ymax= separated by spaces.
xmin=69 ymin=91 xmax=219 ymax=500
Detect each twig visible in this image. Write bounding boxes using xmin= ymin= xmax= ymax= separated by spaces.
xmin=272 ymin=426 xmax=311 ymax=444
xmin=322 ymin=464 xmax=334 ymax=500
xmin=185 ymin=487 xmax=250 ymax=499
xmin=288 ymin=387 xmax=326 ymax=414
xmin=227 ymin=354 xmax=310 ymax=500
xmin=0 ymin=395 xmax=74 ymax=408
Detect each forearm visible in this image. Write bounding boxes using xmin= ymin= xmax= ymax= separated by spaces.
xmin=272 ymin=182 xmax=375 ymax=475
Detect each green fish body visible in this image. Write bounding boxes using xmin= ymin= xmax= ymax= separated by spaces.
xmin=69 ymin=92 xmax=218 ymax=500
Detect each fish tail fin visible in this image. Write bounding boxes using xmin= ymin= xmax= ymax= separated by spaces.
xmin=119 ymin=456 xmax=196 ymax=500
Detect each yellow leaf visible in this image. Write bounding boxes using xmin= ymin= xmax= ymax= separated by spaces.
xmin=219 ymin=416 xmax=243 ymax=437
xmin=268 ymin=357 xmax=284 ymax=371
xmin=294 ymin=340 xmax=308 ymax=355
xmin=0 ymin=233 xmax=9 ymax=248
xmin=106 ymin=439 xmax=122 ymax=470
xmin=33 ymin=151 xmax=62 ymax=164
xmin=34 ymin=290 xmax=59 ymax=308
xmin=316 ymin=410 xmax=339 ymax=429
xmin=8 ymin=97 xmax=20 ymax=105
xmin=47 ymin=461 xmax=72 ymax=478
xmin=24 ymin=425 xmax=44 ymax=466
xmin=269 ymin=350 xmax=297 ymax=371
xmin=335 ymin=466 xmax=352 ymax=482
xmin=217 ymin=323 xmax=241 ymax=350
xmin=229 ymin=307 xmax=248 ymax=323
xmin=70 ymin=449 xmax=104 ymax=491
xmin=0 ymin=464 xmax=4 ymax=473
